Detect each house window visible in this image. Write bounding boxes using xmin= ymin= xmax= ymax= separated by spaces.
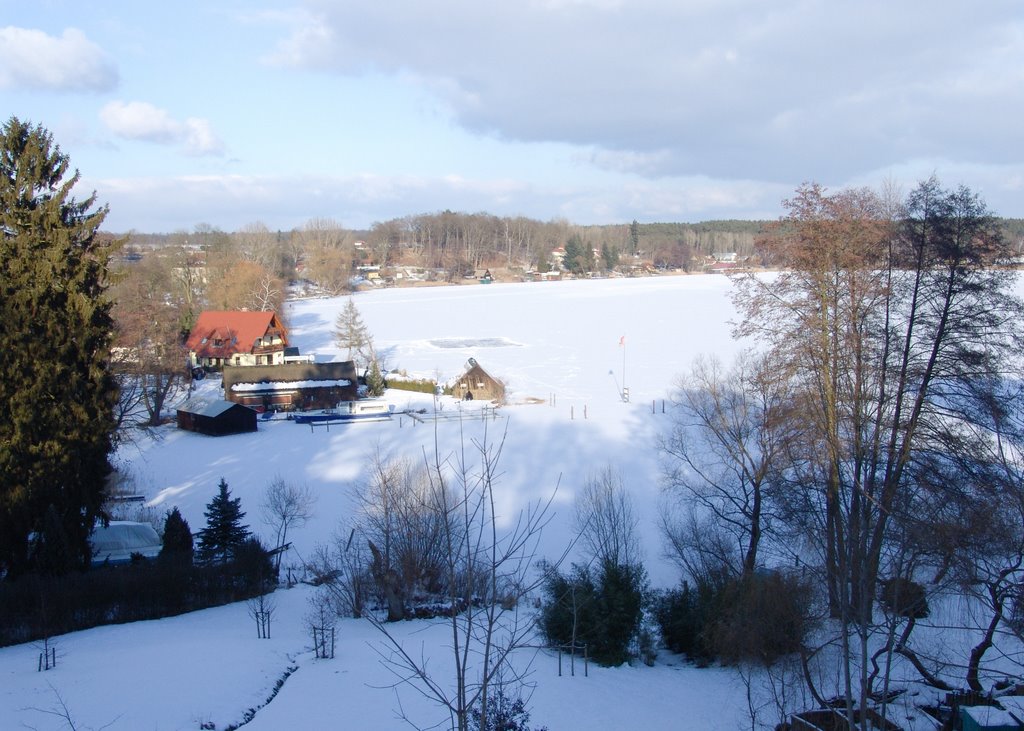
xmin=234 ymin=357 xmax=241 ymax=365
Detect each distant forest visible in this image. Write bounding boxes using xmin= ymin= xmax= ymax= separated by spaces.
xmin=116 ymin=212 xmax=1024 ymax=281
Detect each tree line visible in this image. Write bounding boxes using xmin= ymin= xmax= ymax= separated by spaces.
xmin=659 ymin=179 xmax=1024 ymax=727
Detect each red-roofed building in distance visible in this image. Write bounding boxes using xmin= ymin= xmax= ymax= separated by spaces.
xmin=186 ymin=311 xmax=288 ymax=370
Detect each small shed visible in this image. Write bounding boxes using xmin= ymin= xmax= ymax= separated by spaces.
xmin=451 ymin=358 xmax=505 ymax=403
xmin=961 ymin=705 xmax=1024 ymax=731
xmin=90 ymin=521 xmax=162 ymax=565
xmin=177 ymin=396 xmax=257 ymax=436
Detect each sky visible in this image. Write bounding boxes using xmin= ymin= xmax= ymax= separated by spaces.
xmin=2 ymin=1 xmax=1022 ymax=232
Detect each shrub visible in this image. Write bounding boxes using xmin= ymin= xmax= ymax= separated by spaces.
xmin=709 ymin=570 xmax=813 ymax=666
xmin=541 ymin=560 xmax=647 ymax=666
xmin=652 ymin=569 xmax=730 ymax=665
xmin=654 ymin=569 xmax=811 ymax=667
xmin=384 ymin=376 xmax=437 ymax=394
xmin=469 ymin=688 xmax=548 ymax=731
xmin=878 ymin=577 xmax=929 ymax=619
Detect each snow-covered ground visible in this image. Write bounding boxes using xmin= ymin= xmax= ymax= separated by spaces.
xmin=2 ymin=273 xmax=1015 ymax=730
xmin=118 ymin=274 xmax=746 ymax=590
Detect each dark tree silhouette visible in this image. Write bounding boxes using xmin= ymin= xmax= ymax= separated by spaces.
xmin=197 ymin=479 xmax=250 ymax=564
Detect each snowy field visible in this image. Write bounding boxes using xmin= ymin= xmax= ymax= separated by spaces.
xmin=120 ymin=274 xmax=746 ymax=590
xmin=3 ymin=273 xmax=1011 ymax=731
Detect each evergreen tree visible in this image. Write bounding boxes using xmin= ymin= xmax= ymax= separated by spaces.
xmin=0 ymin=117 xmax=118 ymax=577
xmin=333 ymin=297 xmax=375 ymax=369
xmin=365 ymin=359 xmax=386 ymax=397
xmin=600 ymin=242 xmax=619 ymax=272
xmin=562 ymin=234 xmax=594 ymax=275
xmin=540 ymin=560 xmax=647 ymax=666
xmin=197 ymin=479 xmax=250 ymax=564
xmin=159 ymin=507 xmax=193 ymax=565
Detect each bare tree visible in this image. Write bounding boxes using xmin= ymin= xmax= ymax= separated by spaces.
xmin=660 ymin=351 xmax=792 ymax=578
xmin=22 ymin=682 xmax=120 ymax=730
xmin=261 ymin=475 xmax=316 ymax=574
xmin=659 ymin=507 xmax=743 ymax=583
xmin=360 ymin=421 xmax=563 ymax=731
xmin=351 ymin=449 xmax=451 ymax=621
xmin=110 ymin=250 xmax=187 ymax=428
xmin=574 ymin=465 xmax=640 ymax=568
xmin=296 ymin=217 xmax=354 ymax=294
xmin=731 ymin=179 xmax=1024 ymax=723
xmin=206 ymin=259 xmax=284 ymax=314
xmin=305 ymin=586 xmax=339 ymax=659
xmin=247 ymin=590 xmax=276 ymax=639
xmin=235 ymin=220 xmax=290 ymax=279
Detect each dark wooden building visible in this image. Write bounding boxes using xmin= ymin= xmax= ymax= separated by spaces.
xmin=451 ymin=358 xmax=506 ymax=403
xmin=177 ymin=397 xmax=258 ymax=436
xmin=223 ymin=361 xmax=359 ymax=412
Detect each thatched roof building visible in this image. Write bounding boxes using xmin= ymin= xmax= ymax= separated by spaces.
xmin=450 ymin=358 xmax=505 ymax=403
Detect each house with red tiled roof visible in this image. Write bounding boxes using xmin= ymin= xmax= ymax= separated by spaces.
xmin=186 ymin=311 xmax=288 ymax=370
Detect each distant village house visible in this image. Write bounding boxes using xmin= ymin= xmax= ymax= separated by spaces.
xmin=186 ymin=311 xmax=288 ymax=370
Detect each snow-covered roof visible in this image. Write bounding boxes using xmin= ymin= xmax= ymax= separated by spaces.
xmin=90 ymin=521 xmax=161 ymax=565
xmin=230 ymin=379 xmax=351 ymax=392
xmin=177 ymin=396 xmax=241 ymax=417
xmin=962 ymin=704 xmax=1023 ymax=728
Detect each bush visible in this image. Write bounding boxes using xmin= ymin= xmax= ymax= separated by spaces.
xmin=384 ymin=376 xmax=437 ymax=394
xmin=541 ymin=560 xmax=647 ymax=666
xmin=878 ymin=577 xmax=929 ymax=619
xmin=652 ymin=569 xmax=730 ymax=665
xmin=709 ymin=570 xmax=813 ymax=666
xmin=653 ymin=584 xmax=707 ymax=663
xmin=469 ymin=688 xmax=548 ymax=731
xmin=654 ymin=569 xmax=812 ymax=667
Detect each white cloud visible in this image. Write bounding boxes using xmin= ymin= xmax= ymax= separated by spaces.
xmin=0 ymin=26 xmax=118 ymax=92
xmin=86 ymin=170 xmax=792 ymax=232
xmin=268 ymin=1 xmax=1024 ymax=184
xmin=100 ymin=101 xmax=225 ymax=156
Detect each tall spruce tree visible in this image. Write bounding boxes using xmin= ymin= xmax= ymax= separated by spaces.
xmin=0 ymin=117 xmax=117 ymax=577
xmin=197 ymin=479 xmax=250 ymax=564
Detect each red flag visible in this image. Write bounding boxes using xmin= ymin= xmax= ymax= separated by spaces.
xmin=619 ymin=335 xmax=625 ymax=347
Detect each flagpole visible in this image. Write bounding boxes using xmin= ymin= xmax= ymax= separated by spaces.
xmin=620 ymin=335 xmax=628 ymax=402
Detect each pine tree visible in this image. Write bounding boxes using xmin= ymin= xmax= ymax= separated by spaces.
xmin=197 ymin=479 xmax=250 ymax=564
xmin=159 ymin=507 xmax=193 ymax=565
xmin=333 ymin=297 xmax=375 ymax=369
xmin=365 ymin=359 xmax=386 ymax=397
xmin=0 ymin=117 xmax=118 ymax=577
